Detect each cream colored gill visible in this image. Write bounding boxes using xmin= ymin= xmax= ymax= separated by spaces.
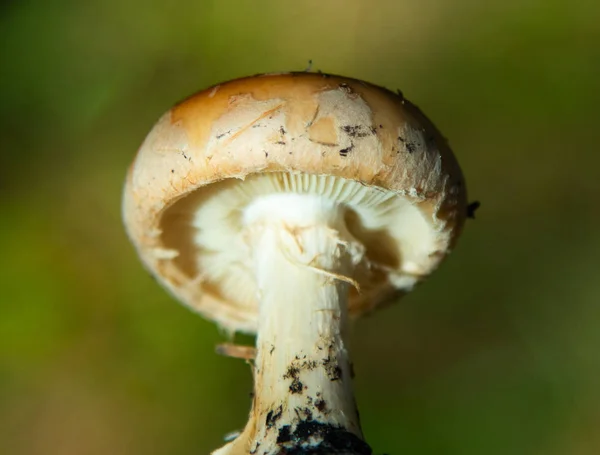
xmin=160 ymin=172 xmax=436 ymax=325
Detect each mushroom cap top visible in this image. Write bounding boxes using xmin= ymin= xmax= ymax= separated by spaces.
xmin=123 ymin=72 xmax=467 ymax=333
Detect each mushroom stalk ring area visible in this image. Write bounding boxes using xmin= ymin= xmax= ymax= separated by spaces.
xmin=212 ymin=191 xmax=369 ymax=454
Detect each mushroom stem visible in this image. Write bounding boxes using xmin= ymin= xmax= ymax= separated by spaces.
xmin=217 ymin=194 xmax=371 ymax=455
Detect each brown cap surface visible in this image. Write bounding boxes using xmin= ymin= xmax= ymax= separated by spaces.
xmin=123 ymin=72 xmax=467 ymax=333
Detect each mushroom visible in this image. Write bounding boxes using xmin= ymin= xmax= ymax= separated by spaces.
xmin=123 ymin=72 xmax=467 ymax=454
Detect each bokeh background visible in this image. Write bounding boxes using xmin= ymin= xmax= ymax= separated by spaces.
xmin=1 ymin=0 xmax=599 ymax=454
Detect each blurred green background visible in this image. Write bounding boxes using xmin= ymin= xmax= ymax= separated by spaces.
xmin=1 ymin=0 xmax=599 ymax=454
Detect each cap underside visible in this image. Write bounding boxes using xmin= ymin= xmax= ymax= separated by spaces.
xmin=159 ymin=171 xmax=440 ymax=331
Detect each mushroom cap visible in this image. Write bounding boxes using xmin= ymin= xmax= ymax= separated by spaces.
xmin=123 ymin=72 xmax=467 ymax=333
